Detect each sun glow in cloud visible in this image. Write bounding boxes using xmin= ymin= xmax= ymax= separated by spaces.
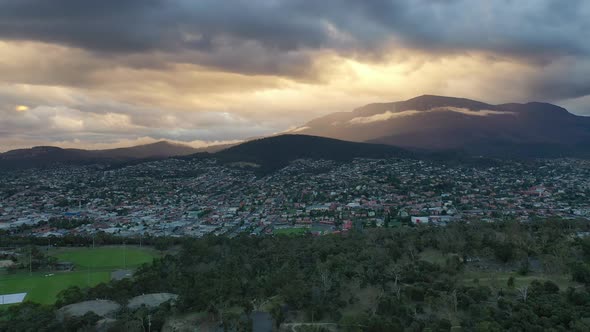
xmin=15 ymin=105 xmax=29 ymax=112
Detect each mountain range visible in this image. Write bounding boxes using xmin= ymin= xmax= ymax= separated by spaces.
xmin=0 ymin=135 xmax=413 ymax=172
xmin=2 ymin=95 xmax=590 ymax=170
xmin=291 ymin=95 xmax=590 ymax=157
xmin=0 ymin=141 xmax=220 ymax=169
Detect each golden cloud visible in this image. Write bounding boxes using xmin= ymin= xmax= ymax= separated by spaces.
xmin=0 ymin=39 xmax=582 ymax=150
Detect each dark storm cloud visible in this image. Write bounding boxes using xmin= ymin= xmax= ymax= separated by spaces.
xmin=526 ymin=59 xmax=590 ymax=101
xmin=1 ymin=0 xmax=590 ymax=105
xmin=0 ymin=0 xmax=165 ymax=52
xmin=0 ymin=0 xmax=331 ymax=54
xmin=1 ymin=0 xmax=588 ymax=59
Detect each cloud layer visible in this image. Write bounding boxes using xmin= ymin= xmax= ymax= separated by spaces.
xmin=348 ymin=107 xmax=515 ymax=125
xmin=0 ymin=0 xmax=589 ymax=150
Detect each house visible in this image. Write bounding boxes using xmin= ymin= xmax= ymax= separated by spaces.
xmin=411 ymin=216 xmax=429 ymax=225
xmin=343 ymin=220 xmax=353 ymax=230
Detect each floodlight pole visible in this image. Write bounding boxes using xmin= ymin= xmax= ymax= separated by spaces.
xmin=124 ymin=242 xmax=127 ymax=269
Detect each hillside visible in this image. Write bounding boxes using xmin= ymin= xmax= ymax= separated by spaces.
xmin=214 ymin=134 xmax=413 ymax=173
xmin=0 ymin=141 xmax=202 ymax=169
xmin=90 ymin=141 xmax=199 ymax=159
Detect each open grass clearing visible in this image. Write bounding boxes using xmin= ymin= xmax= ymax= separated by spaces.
xmin=49 ymin=246 xmax=158 ymax=269
xmin=0 ymin=270 xmax=109 ymax=305
xmin=275 ymin=228 xmax=308 ymax=236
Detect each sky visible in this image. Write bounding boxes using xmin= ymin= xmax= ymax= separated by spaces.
xmin=1 ymin=0 xmax=589 ymax=151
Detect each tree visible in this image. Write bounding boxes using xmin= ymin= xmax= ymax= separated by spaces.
xmin=517 ymin=286 xmax=529 ymax=303
xmin=387 ymin=263 xmax=403 ymax=300
xmin=63 ymin=312 xmax=101 ymax=332
xmin=339 ymin=313 xmax=366 ymax=332
xmin=448 ymin=289 xmax=458 ymax=313
xmin=507 ymin=276 xmax=515 ymax=288
xmin=0 ymin=303 xmax=62 ymax=331
xmin=570 ymin=262 xmax=590 ymax=285
xmin=318 ymin=264 xmax=332 ymax=297
xmin=493 ymin=242 xmax=514 ymax=263
xmin=56 ymin=286 xmax=85 ymax=307
xmin=269 ymin=304 xmax=285 ymax=329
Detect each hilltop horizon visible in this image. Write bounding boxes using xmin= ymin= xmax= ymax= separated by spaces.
xmin=2 ymin=0 xmax=590 ymax=150
xmin=2 ymin=94 xmax=588 ymax=152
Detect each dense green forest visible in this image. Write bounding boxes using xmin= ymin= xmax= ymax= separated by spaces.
xmin=3 ymin=219 xmax=590 ymax=331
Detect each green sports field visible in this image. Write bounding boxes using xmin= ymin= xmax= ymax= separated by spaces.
xmin=0 ymin=246 xmax=158 ymax=305
xmin=51 ymin=246 xmax=157 ymax=269
xmin=0 ymin=271 xmax=109 ymax=304
xmin=274 ymin=227 xmax=308 ymax=235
